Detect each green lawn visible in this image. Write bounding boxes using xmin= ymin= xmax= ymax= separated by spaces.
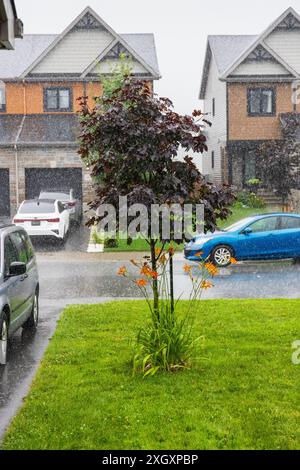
xmin=105 ymin=204 xmax=278 ymax=252
xmin=3 ymin=299 xmax=300 ymax=450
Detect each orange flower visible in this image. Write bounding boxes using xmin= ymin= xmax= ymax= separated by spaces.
xmin=158 ymin=253 xmax=167 ymax=265
xmin=140 ymin=264 xmax=152 ymax=277
xmin=136 ymin=278 xmax=148 ymax=287
xmin=195 ymin=251 xmax=204 ymax=257
xmin=151 ymin=271 xmax=158 ymax=280
xmin=201 ymin=280 xmax=214 ymax=290
xmin=155 ymin=247 xmax=162 ymax=256
xmin=118 ymin=266 xmax=127 ymax=276
xmin=230 ymin=257 xmax=238 ymax=264
xmin=205 ymin=262 xmax=219 ymax=277
xmin=183 ymin=264 xmax=192 ymax=274
xmin=168 ymin=246 xmax=175 ymax=256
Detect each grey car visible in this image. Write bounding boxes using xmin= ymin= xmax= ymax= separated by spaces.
xmin=0 ymin=224 xmax=39 ymax=366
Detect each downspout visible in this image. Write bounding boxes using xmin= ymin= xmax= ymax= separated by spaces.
xmin=14 ymin=79 xmax=27 ymax=208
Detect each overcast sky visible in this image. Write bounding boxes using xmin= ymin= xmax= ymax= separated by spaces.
xmin=17 ymin=0 xmax=300 ymax=115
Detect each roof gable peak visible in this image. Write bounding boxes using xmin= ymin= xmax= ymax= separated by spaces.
xmin=221 ymin=7 xmax=300 ymax=79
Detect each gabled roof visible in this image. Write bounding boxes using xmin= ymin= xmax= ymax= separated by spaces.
xmin=0 ymin=33 xmax=160 ymax=79
xmin=18 ymin=6 xmax=160 ymax=79
xmin=221 ymin=7 xmax=300 ymax=79
xmin=199 ymin=7 xmax=300 ymax=99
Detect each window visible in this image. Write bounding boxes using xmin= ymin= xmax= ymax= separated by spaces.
xmin=0 ymin=87 xmax=6 ymax=112
xmin=4 ymin=236 xmax=19 ymax=277
xmin=279 ymin=216 xmax=300 ymax=230
xmin=212 ymin=98 xmax=215 ymax=117
xmin=249 ymin=217 xmax=278 ymax=233
xmin=10 ymin=231 xmax=29 ymax=264
xmin=211 ymin=151 xmax=215 ymax=169
xmin=19 ymin=231 xmax=34 ymax=261
xmin=248 ymin=88 xmax=275 ymax=116
xmin=20 ymin=201 xmax=55 ymax=214
xmin=44 ymin=87 xmax=72 ymax=112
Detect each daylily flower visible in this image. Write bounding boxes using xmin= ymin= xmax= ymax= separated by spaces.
xmin=183 ymin=264 xmax=192 ymax=274
xmin=168 ymin=246 xmax=175 ymax=256
xmin=140 ymin=264 xmax=152 ymax=277
xmin=204 ymin=262 xmax=219 ymax=277
xmin=118 ymin=266 xmax=127 ymax=276
xmin=230 ymin=257 xmax=238 ymax=264
xmin=201 ymin=280 xmax=214 ymax=290
xmin=151 ymin=271 xmax=158 ymax=280
xmin=195 ymin=251 xmax=204 ymax=257
xmin=136 ymin=278 xmax=148 ymax=287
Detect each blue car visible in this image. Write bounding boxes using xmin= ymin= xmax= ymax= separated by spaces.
xmin=184 ymin=213 xmax=300 ymax=267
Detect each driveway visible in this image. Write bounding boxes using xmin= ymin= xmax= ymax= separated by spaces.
xmin=1 ymin=241 xmax=300 ymax=438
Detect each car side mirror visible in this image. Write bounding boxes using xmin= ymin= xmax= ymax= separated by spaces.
xmin=242 ymin=227 xmax=252 ymax=236
xmin=9 ymin=262 xmax=27 ymax=277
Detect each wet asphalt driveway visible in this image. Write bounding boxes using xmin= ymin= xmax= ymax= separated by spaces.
xmin=1 ymin=224 xmax=300 ymax=439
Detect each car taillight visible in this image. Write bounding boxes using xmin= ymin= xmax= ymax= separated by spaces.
xmin=47 ymin=218 xmax=60 ymax=223
xmin=67 ymin=202 xmax=76 ymax=207
xmin=14 ymin=219 xmax=25 ymax=223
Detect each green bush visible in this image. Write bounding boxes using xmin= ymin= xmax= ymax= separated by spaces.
xmin=236 ymin=190 xmax=266 ymax=209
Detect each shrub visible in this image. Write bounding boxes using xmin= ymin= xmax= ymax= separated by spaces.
xmin=236 ymin=190 xmax=266 ymax=209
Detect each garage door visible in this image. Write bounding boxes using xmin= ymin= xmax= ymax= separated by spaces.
xmin=0 ymin=169 xmax=10 ymax=216
xmin=25 ymin=168 xmax=83 ymax=201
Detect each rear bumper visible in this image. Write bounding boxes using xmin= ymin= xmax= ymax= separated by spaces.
xmin=18 ymin=226 xmax=63 ymax=239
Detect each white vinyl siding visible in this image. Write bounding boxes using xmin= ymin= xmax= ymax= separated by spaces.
xmin=32 ymin=29 xmax=114 ymax=74
xmin=231 ymin=60 xmax=290 ymax=76
xmin=265 ymin=29 xmax=300 ymax=74
xmin=202 ymin=56 xmax=227 ymax=183
xmin=89 ymin=57 xmax=148 ymax=75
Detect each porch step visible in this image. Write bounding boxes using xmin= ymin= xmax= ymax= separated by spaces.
xmin=257 ymin=190 xmax=283 ymax=207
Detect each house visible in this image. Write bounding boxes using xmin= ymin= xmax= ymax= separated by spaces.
xmin=0 ymin=0 xmax=23 ymax=49
xmin=199 ymin=7 xmax=300 ymax=189
xmin=0 ymin=6 xmax=160 ymax=216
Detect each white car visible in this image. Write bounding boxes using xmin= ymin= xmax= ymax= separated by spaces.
xmin=39 ymin=189 xmax=82 ymax=225
xmin=13 ymin=199 xmax=70 ymax=241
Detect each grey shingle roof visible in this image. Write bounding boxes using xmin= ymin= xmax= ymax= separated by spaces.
xmin=0 ymin=35 xmax=57 ymax=78
xmin=0 ymin=114 xmax=79 ymax=146
xmin=208 ymin=35 xmax=258 ymax=75
xmin=0 ymin=33 xmax=160 ymax=79
xmin=121 ymin=33 xmax=160 ymax=76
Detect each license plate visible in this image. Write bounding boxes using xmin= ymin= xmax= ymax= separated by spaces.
xmin=31 ymin=221 xmax=41 ymax=226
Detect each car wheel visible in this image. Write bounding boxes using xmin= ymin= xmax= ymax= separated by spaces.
xmin=23 ymin=291 xmax=39 ymax=330
xmin=0 ymin=313 xmax=9 ymax=366
xmin=211 ymin=245 xmax=233 ymax=268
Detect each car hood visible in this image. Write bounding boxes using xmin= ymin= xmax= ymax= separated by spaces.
xmin=192 ymin=230 xmax=224 ymax=242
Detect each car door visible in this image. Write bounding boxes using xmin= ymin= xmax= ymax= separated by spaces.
xmin=275 ymin=216 xmax=300 ymax=258
xmin=10 ymin=231 xmax=33 ymax=328
xmin=238 ymin=216 xmax=280 ymax=259
xmin=3 ymin=235 xmax=28 ymax=334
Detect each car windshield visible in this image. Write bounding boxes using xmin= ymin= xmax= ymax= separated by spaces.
xmin=19 ymin=201 xmax=56 ymax=214
xmin=222 ymin=217 xmax=254 ymax=232
xmin=40 ymin=191 xmax=70 ymax=200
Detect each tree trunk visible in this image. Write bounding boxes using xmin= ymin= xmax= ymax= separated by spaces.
xmin=150 ymin=239 xmax=159 ymax=318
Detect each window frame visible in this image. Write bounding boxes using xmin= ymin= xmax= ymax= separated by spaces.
xmin=247 ymin=87 xmax=276 ymax=117
xmin=0 ymin=87 xmax=6 ymax=113
xmin=43 ymin=87 xmax=73 ymax=112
